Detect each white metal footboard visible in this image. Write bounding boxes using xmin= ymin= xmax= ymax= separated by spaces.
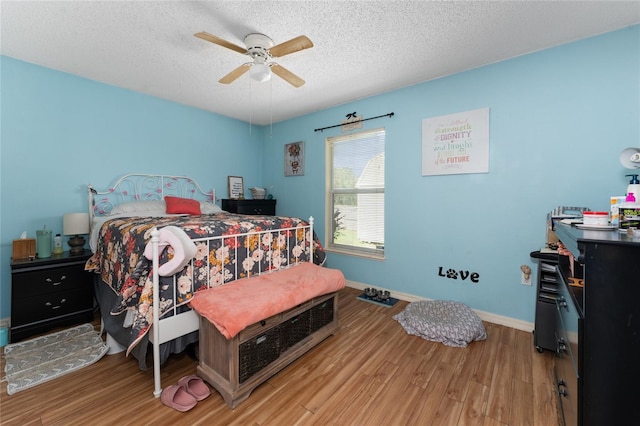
xmin=150 ymin=217 xmax=315 ymax=397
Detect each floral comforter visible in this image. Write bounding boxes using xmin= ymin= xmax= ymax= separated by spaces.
xmin=85 ymin=212 xmax=325 ymax=353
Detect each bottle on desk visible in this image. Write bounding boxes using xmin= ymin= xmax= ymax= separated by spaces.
xmin=619 ymin=192 xmax=640 ymax=230
xmin=53 ymin=234 xmax=63 ymax=255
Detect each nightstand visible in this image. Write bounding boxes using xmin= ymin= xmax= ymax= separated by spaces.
xmin=222 ymin=199 xmax=277 ymax=216
xmin=10 ymin=250 xmax=94 ymax=342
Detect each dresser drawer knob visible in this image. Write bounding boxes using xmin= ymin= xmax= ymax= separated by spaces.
xmin=45 ymin=298 xmax=67 ymax=309
xmin=46 ymin=275 xmax=67 ymax=286
xmin=555 ymin=296 xmax=568 ymax=310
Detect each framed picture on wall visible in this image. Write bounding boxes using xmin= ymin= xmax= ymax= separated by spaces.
xmin=421 ymin=107 xmax=490 ymax=176
xmin=285 ymin=141 xmax=304 ymax=176
xmin=227 ymin=176 xmax=244 ymax=199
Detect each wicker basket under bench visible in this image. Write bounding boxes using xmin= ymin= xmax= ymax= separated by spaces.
xmin=197 ymin=292 xmax=339 ymax=408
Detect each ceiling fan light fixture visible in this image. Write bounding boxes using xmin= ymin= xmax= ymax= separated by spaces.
xmin=196 ymin=31 xmax=311 ymax=87
xmin=250 ymin=63 xmax=271 ymax=82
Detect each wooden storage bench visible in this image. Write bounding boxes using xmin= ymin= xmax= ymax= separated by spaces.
xmin=197 ymin=292 xmax=339 ymax=408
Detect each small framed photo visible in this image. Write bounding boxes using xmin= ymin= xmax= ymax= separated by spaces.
xmin=285 ymin=141 xmax=304 ymax=176
xmin=227 ymin=176 xmax=244 ymax=199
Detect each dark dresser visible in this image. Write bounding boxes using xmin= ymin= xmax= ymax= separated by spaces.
xmin=10 ymin=250 xmax=94 ymax=342
xmin=222 ymin=199 xmax=276 ymax=216
xmin=552 ymin=222 xmax=640 ymax=425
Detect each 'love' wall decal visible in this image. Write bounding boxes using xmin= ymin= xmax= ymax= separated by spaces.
xmin=437 ymin=266 xmax=480 ymax=283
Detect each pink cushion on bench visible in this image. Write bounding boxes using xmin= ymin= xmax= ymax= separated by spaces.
xmin=189 ymin=263 xmax=345 ymax=339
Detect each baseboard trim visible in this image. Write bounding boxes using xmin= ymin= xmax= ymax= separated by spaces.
xmin=0 ymin=317 xmax=10 ymax=328
xmin=346 ymin=280 xmax=534 ymax=333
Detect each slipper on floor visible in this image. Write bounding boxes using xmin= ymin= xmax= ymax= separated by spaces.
xmin=161 ymin=384 xmax=198 ymax=412
xmin=177 ymin=375 xmax=211 ymax=401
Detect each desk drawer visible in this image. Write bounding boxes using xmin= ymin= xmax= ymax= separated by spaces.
xmin=222 ymin=199 xmax=276 ymax=216
xmin=12 ymin=288 xmax=93 ymax=325
xmin=12 ymin=265 xmax=91 ymax=299
xmin=235 ymin=202 xmax=275 ymax=215
xmin=239 ymin=312 xmax=283 ymax=342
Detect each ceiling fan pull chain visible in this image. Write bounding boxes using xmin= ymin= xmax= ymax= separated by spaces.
xmin=249 ymin=77 xmax=253 ymax=134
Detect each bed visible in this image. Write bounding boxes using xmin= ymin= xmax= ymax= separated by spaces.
xmin=85 ymin=173 xmax=326 ymax=397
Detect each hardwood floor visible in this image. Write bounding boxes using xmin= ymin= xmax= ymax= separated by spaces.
xmin=0 ymin=287 xmax=560 ymax=425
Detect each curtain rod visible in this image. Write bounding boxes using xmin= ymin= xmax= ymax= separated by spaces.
xmin=314 ymin=112 xmax=394 ymax=132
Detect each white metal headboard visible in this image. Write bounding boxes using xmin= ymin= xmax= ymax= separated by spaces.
xmin=88 ymin=173 xmax=215 ymax=222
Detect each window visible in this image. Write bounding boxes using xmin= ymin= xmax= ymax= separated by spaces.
xmin=326 ymin=128 xmax=385 ymax=258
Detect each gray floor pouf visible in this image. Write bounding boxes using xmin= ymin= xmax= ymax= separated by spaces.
xmin=393 ymin=300 xmax=487 ymax=347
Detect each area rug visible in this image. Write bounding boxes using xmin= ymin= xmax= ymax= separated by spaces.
xmin=3 ymin=323 xmax=108 ymax=395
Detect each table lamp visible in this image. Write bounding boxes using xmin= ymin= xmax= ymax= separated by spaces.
xmin=63 ymin=212 xmax=90 ymax=255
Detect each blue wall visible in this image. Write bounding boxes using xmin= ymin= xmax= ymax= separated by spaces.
xmin=0 ymin=56 xmax=266 ymax=318
xmin=260 ymin=25 xmax=640 ymax=321
xmin=1 ymin=25 xmax=638 ymax=324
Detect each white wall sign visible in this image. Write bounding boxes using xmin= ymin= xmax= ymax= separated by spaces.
xmin=422 ymin=107 xmax=490 ymax=176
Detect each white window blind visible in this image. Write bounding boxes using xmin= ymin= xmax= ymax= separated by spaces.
xmin=326 ymin=128 xmax=385 ymax=258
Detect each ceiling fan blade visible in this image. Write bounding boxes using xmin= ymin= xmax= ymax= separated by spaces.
xmin=195 ymin=31 xmax=247 ymax=54
xmin=219 ymin=64 xmax=251 ymax=84
xmin=271 ymin=64 xmax=305 ymax=88
xmin=269 ymin=35 xmax=313 ymax=57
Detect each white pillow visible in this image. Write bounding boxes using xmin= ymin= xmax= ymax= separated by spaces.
xmin=109 ymin=200 xmax=221 ymax=216
xmin=200 ymin=202 xmax=222 ymax=214
xmin=109 ymin=200 xmax=166 ymax=216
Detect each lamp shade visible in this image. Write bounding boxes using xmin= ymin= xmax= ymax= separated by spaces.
xmin=620 ymin=147 xmax=640 ymax=169
xmin=250 ymin=63 xmax=271 ymax=82
xmin=63 ymin=213 xmax=90 ymax=236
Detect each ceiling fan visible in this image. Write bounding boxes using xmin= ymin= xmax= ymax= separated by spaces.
xmin=195 ymin=31 xmax=313 ymax=88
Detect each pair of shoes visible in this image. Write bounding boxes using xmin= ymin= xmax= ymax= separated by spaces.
xmin=177 ymin=375 xmax=211 ymax=401
xmin=160 ymin=385 xmax=197 ymax=412
xmin=160 ymin=375 xmax=211 ymax=411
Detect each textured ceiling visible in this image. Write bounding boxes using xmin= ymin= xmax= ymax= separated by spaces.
xmin=1 ymin=1 xmax=639 ymax=125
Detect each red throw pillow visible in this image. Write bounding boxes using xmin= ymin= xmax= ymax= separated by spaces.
xmin=165 ymin=196 xmax=201 ymax=215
